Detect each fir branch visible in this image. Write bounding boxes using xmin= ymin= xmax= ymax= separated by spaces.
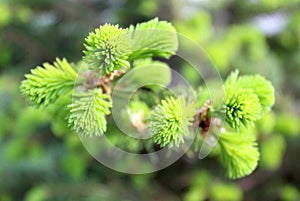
xmin=68 ymin=88 xmax=112 ymax=136
xmin=224 ymin=88 xmax=262 ymax=129
xmin=219 ymin=132 xmax=260 ymax=179
xmin=128 ymin=17 xmax=178 ymax=60
xmin=225 ymin=70 xmax=275 ymax=111
xmin=83 ymin=24 xmax=131 ymax=75
xmin=235 ymin=74 xmax=275 ymax=111
xmin=149 ymin=96 xmax=196 ymax=148
xmin=20 ymin=58 xmax=77 ymax=107
xmin=223 ymin=70 xmax=267 ymax=129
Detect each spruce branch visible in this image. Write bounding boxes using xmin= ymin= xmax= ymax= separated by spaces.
xmin=224 ymin=88 xmax=262 ymax=129
xmin=68 ymin=88 xmax=112 ymax=136
xmin=83 ymin=24 xmax=131 ymax=75
xmin=20 ymin=58 xmax=77 ymax=107
xmin=225 ymin=70 xmax=275 ymax=111
xmin=18 ymin=18 xmax=278 ymax=180
xmin=219 ymin=132 xmax=260 ymax=179
xmin=235 ymin=74 xmax=275 ymax=111
xmin=149 ymin=96 xmax=196 ymax=148
xmin=128 ymin=17 xmax=178 ymax=60
xmin=211 ymin=70 xmax=275 ymax=130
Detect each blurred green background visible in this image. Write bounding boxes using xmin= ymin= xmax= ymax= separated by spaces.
xmin=1 ymin=0 xmax=300 ymax=200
